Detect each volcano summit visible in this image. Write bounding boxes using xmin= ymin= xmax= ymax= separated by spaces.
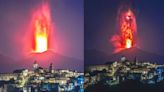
xmin=85 ymin=47 xmax=164 ymax=66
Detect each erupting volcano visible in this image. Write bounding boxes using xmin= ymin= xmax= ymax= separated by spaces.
xmin=111 ymin=6 xmax=137 ymax=53
xmin=32 ymin=3 xmax=51 ymax=53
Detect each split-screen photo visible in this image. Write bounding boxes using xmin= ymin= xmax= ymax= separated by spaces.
xmin=0 ymin=0 xmax=164 ymax=92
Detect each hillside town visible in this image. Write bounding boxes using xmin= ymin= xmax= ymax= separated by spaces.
xmin=84 ymin=57 xmax=164 ymax=89
xmin=0 ymin=61 xmax=84 ymax=92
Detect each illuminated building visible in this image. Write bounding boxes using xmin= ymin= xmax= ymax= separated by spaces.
xmin=0 ymin=61 xmax=84 ymax=92
xmin=85 ymin=57 xmax=164 ymax=88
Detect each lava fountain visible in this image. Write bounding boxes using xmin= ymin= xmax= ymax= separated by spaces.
xmin=111 ymin=6 xmax=137 ymax=53
xmin=32 ymin=3 xmax=51 ymax=53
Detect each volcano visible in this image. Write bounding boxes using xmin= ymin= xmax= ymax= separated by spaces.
xmin=18 ymin=50 xmax=83 ymax=72
xmin=0 ymin=54 xmax=17 ymax=73
xmin=85 ymin=49 xmax=110 ymax=66
xmin=85 ymin=47 xmax=164 ymax=66
xmin=0 ymin=51 xmax=83 ymax=73
xmin=109 ymin=47 xmax=164 ymax=64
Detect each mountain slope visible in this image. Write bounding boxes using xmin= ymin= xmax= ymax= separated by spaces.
xmin=0 ymin=51 xmax=83 ymax=73
xmin=109 ymin=47 xmax=164 ymax=64
xmin=18 ymin=50 xmax=83 ymax=72
xmin=0 ymin=54 xmax=17 ymax=73
xmin=85 ymin=49 xmax=110 ymax=66
xmin=85 ymin=48 xmax=164 ymax=66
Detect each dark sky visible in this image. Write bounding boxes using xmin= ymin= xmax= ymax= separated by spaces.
xmin=85 ymin=0 xmax=164 ymax=56
xmin=0 ymin=0 xmax=83 ymax=60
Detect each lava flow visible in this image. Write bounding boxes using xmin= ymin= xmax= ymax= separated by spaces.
xmin=111 ymin=7 xmax=137 ymax=53
xmin=32 ymin=3 xmax=51 ymax=53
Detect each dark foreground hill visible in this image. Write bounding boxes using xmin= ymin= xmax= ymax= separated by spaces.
xmin=85 ymin=80 xmax=164 ymax=92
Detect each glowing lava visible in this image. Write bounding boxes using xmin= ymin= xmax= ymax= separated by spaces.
xmin=111 ymin=7 xmax=137 ymax=53
xmin=121 ymin=9 xmax=136 ymax=49
xmin=126 ymin=39 xmax=132 ymax=48
xmin=32 ymin=3 xmax=51 ymax=53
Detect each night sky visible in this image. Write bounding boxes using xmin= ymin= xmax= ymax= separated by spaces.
xmin=85 ymin=0 xmax=164 ymax=56
xmin=0 ymin=0 xmax=83 ymax=60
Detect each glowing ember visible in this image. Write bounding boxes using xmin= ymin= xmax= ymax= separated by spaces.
xmin=111 ymin=7 xmax=137 ymax=53
xmin=32 ymin=3 xmax=51 ymax=53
